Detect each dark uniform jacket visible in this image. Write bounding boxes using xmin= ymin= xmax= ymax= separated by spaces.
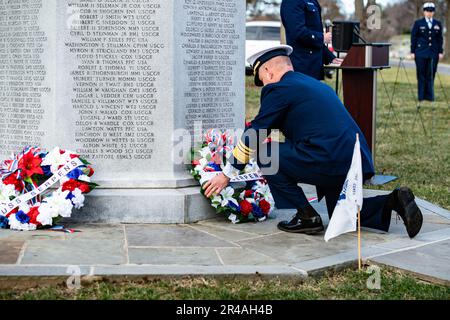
xmin=411 ymin=18 xmax=444 ymax=58
xmin=280 ymin=0 xmax=335 ymax=80
xmin=230 ymin=71 xmax=375 ymax=177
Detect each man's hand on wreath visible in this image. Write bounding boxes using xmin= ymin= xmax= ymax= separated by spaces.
xmin=203 ymin=173 xmax=230 ymax=198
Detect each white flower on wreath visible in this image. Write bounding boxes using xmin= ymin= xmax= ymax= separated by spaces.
xmin=211 ymin=194 xmax=222 ymax=209
xmin=42 ymin=189 xmax=73 ymax=218
xmin=42 ymin=147 xmax=73 ymax=173
xmin=193 ymin=158 xmax=209 ymax=175
xmin=18 ymin=203 xmax=31 ymax=214
xmin=9 ymin=214 xmax=37 ymax=231
xmin=70 ymin=188 xmax=85 ymax=209
xmin=244 ymin=159 xmax=259 ymax=174
xmin=198 ymin=146 xmax=212 ymax=159
xmin=254 ymin=181 xmax=272 ymax=199
xmin=0 ymin=182 xmax=17 ymax=203
xmin=247 ymin=197 xmax=256 ymax=204
xmin=36 ymin=204 xmax=54 ymax=226
xmin=59 ymin=176 xmax=70 ymax=185
xmin=228 ymin=213 xmax=239 ymax=224
xmin=220 ymin=187 xmax=238 ymax=207
xmin=78 ymin=174 xmax=91 ymax=183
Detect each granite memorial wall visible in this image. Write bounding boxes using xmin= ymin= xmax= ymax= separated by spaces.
xmin=0 ymin=0 xmax=245 ymax=222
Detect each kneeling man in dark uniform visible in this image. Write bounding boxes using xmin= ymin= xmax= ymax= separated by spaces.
xmin=203 ymin=46 xmax=423 ymax=238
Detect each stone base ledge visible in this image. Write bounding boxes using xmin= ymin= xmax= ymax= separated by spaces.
xmin=67 ymin=187 xmax=216 ymax=224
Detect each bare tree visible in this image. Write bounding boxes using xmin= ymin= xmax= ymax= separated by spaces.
xmin=247 ymin=0 xmax=282 ymax=19
xmin=319 ymin=0 xmax=345 ymax=21
xmin=355 ymin=0 xmax=364 ymax=21
xmin=248 ymin=0 xmax=345 ymax=21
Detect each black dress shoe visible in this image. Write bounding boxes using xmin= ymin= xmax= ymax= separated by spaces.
xmin=392 ymin=187 xmax=423 ymax=238
xmin=277 ymin=214 xmax=324 ymax=235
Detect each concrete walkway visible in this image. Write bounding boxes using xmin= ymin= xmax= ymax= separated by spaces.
xmin=0 ymin=187 xmax=449 ymax=285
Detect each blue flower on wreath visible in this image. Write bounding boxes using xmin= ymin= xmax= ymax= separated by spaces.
xmin=16 ymin=210 xmax=30 ymax=224
xmin=228 ymin=200 xmax=240 ymax=212
xmin=67 ymin=167 xmax=84 ymax=180
xmin=206 ymin=162 xmax=221 ymax=172
xmin=65 ymin=192 xmax=75 ymax=202
xmin=251 ymin=203 xmax=265 ymax=219
xmin=0 ymin=215 xmax=9 ymax=229
xmin=42 ymin=165 xmax=52 ymax=177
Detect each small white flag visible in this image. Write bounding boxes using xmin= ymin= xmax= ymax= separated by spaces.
xmin=324 ymin=134 xmax=363 ymax=242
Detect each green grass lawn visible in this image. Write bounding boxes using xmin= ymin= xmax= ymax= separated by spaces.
xmin=1 ymin=267 xmax=449 ymax=300
xmin=246 ymin=68 xmax=450 ymax=210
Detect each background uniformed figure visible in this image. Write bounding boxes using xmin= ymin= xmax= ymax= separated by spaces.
xmin=280 ymin=0 xmax=341 ymax=80
xmin=203 ymin=46 xmax=423 ymax=238
xmin=411 ymin=2 xmax=444 ymax=102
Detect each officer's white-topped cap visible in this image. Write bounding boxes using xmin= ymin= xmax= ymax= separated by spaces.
xmin=247 ymin=45 xmax=293 ymax=86
xmin=423 ymin=2 xmax=435 ymax=11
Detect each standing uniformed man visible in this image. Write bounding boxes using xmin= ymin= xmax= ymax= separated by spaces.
xmin=203 ymin=46 xmax=423 ymax=238
xmin=280 ymin=0 xmax=342 ymax=80
xmin=411 ymin=2 xmax=444 ymax=102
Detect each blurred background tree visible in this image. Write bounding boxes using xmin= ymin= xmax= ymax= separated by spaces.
xmin=246 ymin=0 xmax=282 ymax=20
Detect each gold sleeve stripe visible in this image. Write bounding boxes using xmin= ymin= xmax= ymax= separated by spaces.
xmin=236 ymin=144 xmax=251 ymax=156
xmin=238 ymin=141 xmax=254 ymax=153
xmin=232 ymin=147 xmax=250 ymax=164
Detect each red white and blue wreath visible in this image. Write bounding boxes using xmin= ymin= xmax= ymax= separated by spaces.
xmin=190 ymin=128 xmax=275 ymax=224
xmin=0 ymin=147 xmax=97 ymax=231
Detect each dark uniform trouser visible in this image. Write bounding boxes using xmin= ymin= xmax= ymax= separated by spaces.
xmin=259 ymin=143 xmax=392 ymax=232
xmin=415 ymin=56 xmax=439 ymax=101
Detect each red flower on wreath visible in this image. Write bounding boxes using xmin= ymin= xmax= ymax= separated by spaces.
xmin=3 ymin=174 xmax=24 ymax=192
xmin=27 ymin=206 xmax=41 ymax=226
xmin=61 ymin=179 xmax=78 ymax=192
xmin=18 ymin=152 xmax=43 ymax=178
xmin=239 ymin=200 xmax=253 ymax=217
xmin=259 ymin=199 xmax=271 ymax=215
xmin=78 ymin=182 xmax=91 ymax=193
xmin=244 ymin=190 xmax=253 ymax=198
xmin=62 ymin=179 xmax=90 ymax=193
xmin=6 ymin=208 xmax=18 ymax=218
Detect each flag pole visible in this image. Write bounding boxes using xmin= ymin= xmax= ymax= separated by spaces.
xmin=358 ymin=206 xmax=362 ymax=271
xmin=356 ymin=133 xmax=362 ymax=271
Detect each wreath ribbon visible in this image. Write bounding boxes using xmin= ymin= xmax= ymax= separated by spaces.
xmin=199 ymin=171 xmax=262 ymax=186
